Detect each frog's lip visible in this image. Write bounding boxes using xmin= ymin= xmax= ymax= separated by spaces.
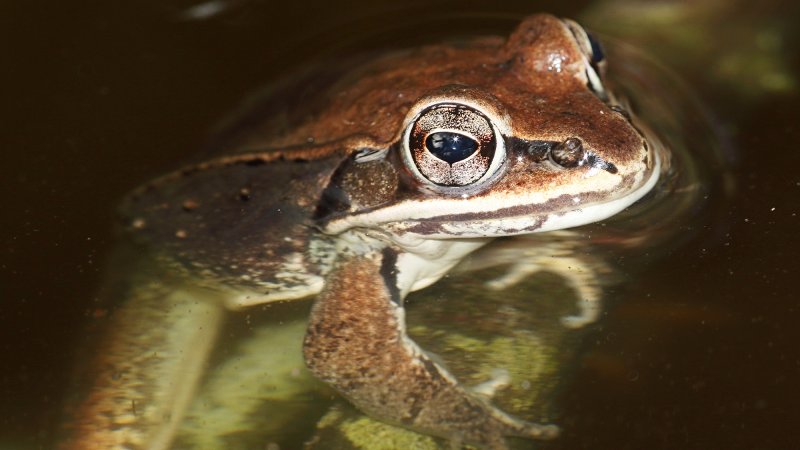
xmin=322 ymin=148 xmax=661 ymax=238
xmin=401 ymin=179 xmax=656 ymax=237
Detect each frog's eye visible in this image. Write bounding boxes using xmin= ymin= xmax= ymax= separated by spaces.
xmin=562 ymin=19 xmax=606 ymax=98
xmin=586 ymin=32 xmax=605 ymax=66
xmin=405 ymin=104 xmax=501 ymax=187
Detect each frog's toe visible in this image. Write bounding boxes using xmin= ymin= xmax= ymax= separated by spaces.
xmin=560 ymin=295 xmax=602 ymax=328
xmin=522 ymin=422 xmax=560 ymax=440
xmin=484 ymin=263 xmax=539 ymax=291
xmin=468 ymin=416 xmax=559 ymax=449
xmin=470 ymin=368 xmax=511 ymax=398
xmin=421 ymin=400 xmax=560 ymax=450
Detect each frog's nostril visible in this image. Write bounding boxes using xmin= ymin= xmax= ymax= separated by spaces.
xmin=551 ymin=137 xmax=585 ymax=168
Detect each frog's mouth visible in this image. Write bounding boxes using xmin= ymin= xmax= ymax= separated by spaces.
xmin=322 ymin=147 xmax=661 ymax=239
xmin=401 ymin=176 xmax=659 ymax=238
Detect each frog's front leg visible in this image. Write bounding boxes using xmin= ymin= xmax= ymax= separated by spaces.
xmin=303 ymin=249 xmax=559 ymax=449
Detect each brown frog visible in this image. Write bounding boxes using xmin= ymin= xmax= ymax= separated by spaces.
xmin=59 ymin=14 xmax=661 ymax=450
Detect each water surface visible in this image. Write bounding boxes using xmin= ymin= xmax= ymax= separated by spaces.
xmin=2 ymin=1 xmax=799 ymax=448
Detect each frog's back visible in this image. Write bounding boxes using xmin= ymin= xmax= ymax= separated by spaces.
xmin=117 ymin=38 xmax=512 ymax=300
xmin=117 ymin=53 xmax=405 ymax=299
xmin=120 ymin=149 xmax=344 ymax=302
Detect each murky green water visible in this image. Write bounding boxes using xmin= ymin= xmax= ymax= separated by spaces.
xmin=2 ymin=1 xmax=799 ymax=449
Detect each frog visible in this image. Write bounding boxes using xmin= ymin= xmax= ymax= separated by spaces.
xmin=58 ymin=14 xmax=663 ymax=450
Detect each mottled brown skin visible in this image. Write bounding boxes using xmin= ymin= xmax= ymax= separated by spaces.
xmin=303 ymin=250 xmax=558 ymax=449
xmin=59 ymin=13 xmax=655 ymax=450
xmin=234 ymin=14 xmax=640 ymax=163
xmin=120 ymin=13 xmax=647 ymax=289
xmin=122 ymin=146 xmax=345 ymax=293
xmin=59 ymin=258 xmax=225 ymax=450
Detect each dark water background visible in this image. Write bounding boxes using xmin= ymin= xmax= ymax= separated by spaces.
xmin=2 ymin=0 xmax=799 ymax=448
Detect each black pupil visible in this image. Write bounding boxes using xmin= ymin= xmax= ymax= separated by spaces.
xmin=425 ymin=132 xmax=478 ymax=164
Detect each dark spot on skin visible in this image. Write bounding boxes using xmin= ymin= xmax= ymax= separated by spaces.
xmin=587 ymin=153 xmax=618 ymax=174
xmin=244 ymin=158 xmax=266 ymax=167
xmin=419 ymin=357 xmax=446 ymax=384
xmin=526 ymin=141 xmax=555 ymax=161
xmin=507 ymin=137 xmax=558 ymax=162
xmin=404 ymin=391 xmax=429 ymax=424
xmin=314 ymin=185 xmax=351 ymax=221
xmin=315 ymin=150 xmax=384 ymax=221
xmin=403 ymin=220 xmax=447 ymax=236
xmin=380 ymin=248 xmax=401 ymax=305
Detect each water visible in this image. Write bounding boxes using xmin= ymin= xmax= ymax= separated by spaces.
xmin=2 ymin=1 xmax=799 ymax=449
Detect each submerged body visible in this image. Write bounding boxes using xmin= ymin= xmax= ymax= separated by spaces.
xmin=60 ymin=14 xmax=670 ymax=449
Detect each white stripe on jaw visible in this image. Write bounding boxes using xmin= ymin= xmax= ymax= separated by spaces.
xmin=325 ymin=152 xmax=658 ymax=237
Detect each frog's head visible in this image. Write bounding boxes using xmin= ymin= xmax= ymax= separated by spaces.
xmin=317 ymin=14 xmax=659 ymax=239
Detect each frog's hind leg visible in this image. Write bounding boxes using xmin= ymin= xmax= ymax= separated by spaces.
xmin=58 ymin=274 xmax=225 ymax=450
xmin=461 ymin=236 xmax=609 ymax=329
xmin=303 ymin=249 xmax=559 ymax=449
xmin=487 ymin=253 xmax=604 ymax=328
